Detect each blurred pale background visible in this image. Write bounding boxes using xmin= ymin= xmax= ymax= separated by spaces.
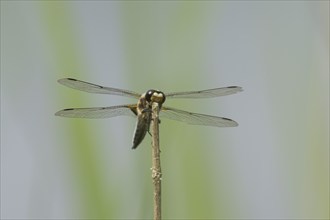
xmin=1 ymin=1 xmax=329 ymax=219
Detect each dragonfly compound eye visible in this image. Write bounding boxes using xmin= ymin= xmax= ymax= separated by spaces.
xmin=145 ymin=90 xmax=166 ymax=104
xmin=145 ymin=90 xmax=156 ymax=102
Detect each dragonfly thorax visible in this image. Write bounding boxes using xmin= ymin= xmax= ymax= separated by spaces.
xmin=145 ymin=89 xmax=166 ymax=105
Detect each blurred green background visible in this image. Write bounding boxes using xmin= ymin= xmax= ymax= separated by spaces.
xmin=1 ymin=1 xmax=329 ymax=219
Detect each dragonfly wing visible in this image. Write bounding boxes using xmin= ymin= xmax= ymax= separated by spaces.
xmin=160 ymin=106 xmax=238 ymax=127
xmin=55 ymin=104 xmax=137 ymax=118
xmin=58 ymin=78 xmax=141 ymax=98
xmin=165 ymin=86 xmax=242 ymax=99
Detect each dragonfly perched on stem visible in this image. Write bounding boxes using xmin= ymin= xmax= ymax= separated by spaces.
xmin=55 ymin=78 xmax=242 ymax=149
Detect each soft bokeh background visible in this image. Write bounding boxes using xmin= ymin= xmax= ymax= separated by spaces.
xmin=1 ymin=1 xmax=329 ymax=219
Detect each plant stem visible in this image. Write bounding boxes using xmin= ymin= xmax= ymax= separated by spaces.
xmin=151 ymin=103 xmax=162 ymax=220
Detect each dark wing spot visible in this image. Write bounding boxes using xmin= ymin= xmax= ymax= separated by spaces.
xmin=227 ymin=86 xmax=238 ymax=88
xmin=63 ymin=108 xmax=74 ymax=111
xmin=67 ymin=78 xmax=77 ymax=81
xmin=129 ymin=107 xmax=138 ymax=116
xmin=222 ymin=117 xmax=233 ymax=121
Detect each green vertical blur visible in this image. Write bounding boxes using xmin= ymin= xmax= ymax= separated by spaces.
xmin=40 ymin=2 xmax=115 ymax=218
xmin=120 ymin=2 xmax=228 ymax=219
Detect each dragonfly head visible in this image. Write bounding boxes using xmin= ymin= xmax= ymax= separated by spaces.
xmin=145 ymin=89 xmax=166 ymax=105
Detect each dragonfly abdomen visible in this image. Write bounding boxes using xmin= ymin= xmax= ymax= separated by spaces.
xmin=132 ymin=111 xmax=152 ymax=149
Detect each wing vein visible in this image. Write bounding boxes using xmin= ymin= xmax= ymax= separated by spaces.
xmin=58 ymin=78 xmax=141 ymax=98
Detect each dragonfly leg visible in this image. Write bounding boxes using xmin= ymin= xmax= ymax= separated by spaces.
xmin=142 ymin=108 xmax=151 ymax=113
xmin=147 ymin=120 xmax=161 ymax=136
xmin=142 ymin=108 xmax=161 ymax=124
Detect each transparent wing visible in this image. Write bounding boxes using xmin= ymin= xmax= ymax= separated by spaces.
xmin=58 ymin=78 xmax=141 ymax=99
xmin=160 ymin=106 xmax=238 ymax=127
xmin=55 ymin=104 xmax=137 ymax=119
xmin=165 ymin=86 xmax=242 ymax=99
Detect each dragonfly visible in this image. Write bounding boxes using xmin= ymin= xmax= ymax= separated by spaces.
xmin=55 ymin=78 xmax=242 ymax=149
